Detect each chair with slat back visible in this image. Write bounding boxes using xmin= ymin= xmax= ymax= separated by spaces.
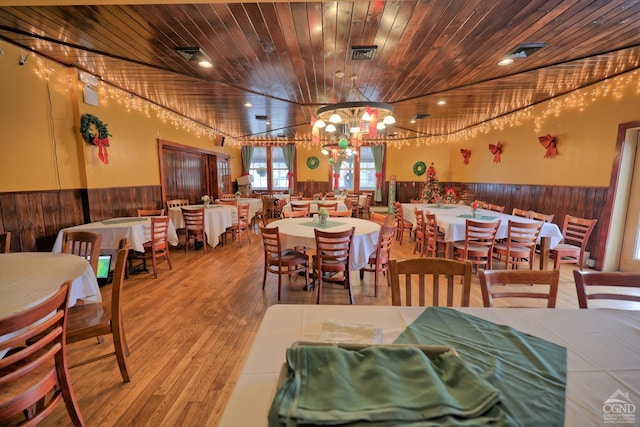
xmin=573 ymin=270 xmax=640 ymax=309
xmin=275 ymin=198 xmax=288 ymax=218
xmin=66 ymin=245 xmax=132 ymax=383
xmin=218 ymin=198 xmax=238 ymax=207
xmin=360 ymin=224 xmax=396 ymax=297
xmin=424 ymin=213 xmax=443 ymax=258
xmin=228 ymin=203 xmax=251 ymax=247
xmin=486 ymin=204 xmax=505 ymax=213
xmin=167 ymin=199 xmax=189 ymax=209
xmin=317 ymin=202 xmax=338 ymax=211
xmin=389 ymin=258 xmax=472 ymax=307
xmin=129 ymin=216 xmax=172 ymax=278
xmin=260 ymin=226 xmax=309 ymax=301
xmin=453 ymin=219 xmax=501 ymax=272
xmin=511 ymin=208 xmax=531 ymax=219
xmin=551 ymin=215 xmax=597 ymax=270
xmin=290 ymin=203 xmax=311 ymax=217
xmin=413 ymin=208 xmax=426 ymax=256
xmin=359 ymin=194 xmax=371 ymax=219
xmin=493 ymin=220 xmax=543 ymax=270
xmin=313 ymin=227 xmax=355 ymax=304
xmin=393 ymin=202 xmax=412 ymax=244
xmin=327 ymin=210 xmax=350 ymax=217
xmin=0 ymin=282 xmax=86 ymax=426
xmin=347 ymin=195 xmax=360 ymax=217
xmin=283 ymin=210 xmax=307 ymax=218
xmin=0 ymin=231 xmax=10 ymax=253
xmin=370 ymin=212 xmax=389 ymax=226
xmin=181 ymin=207 xmax=207 ymax=253
xmin=478 ymin=269 xmax=560 ymax=308
xmin=137 ymin=208 xmax=165 ymax=217
xmin=529 ymin=211 xmax=555 ymax=223
xmin=61 ymin=231 xmax=103 ymax=276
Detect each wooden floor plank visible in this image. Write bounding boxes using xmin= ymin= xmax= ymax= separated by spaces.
xmin=37 ymin=220 xmax=589 ymax=426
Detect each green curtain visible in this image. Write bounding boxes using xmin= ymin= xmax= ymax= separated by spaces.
xmin=371 ymin=145 xmax=385 ymax=202
xmin=282 ymin=145 xmax=295 ymax=194
xmin=241 ymin=145 xmax=254 ymax=175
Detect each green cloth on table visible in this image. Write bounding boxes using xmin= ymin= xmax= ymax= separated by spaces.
xmin=299 ymin=220 xmax=344 ymax=229
xmin=268 ymin=344 xmax=505 ymax=426
xmin=428 ymin=205 xmax=457 ymax=209
xmin=394 ymin=308 xmax=567 ymax=427
xmin=456 ymin=214 xmax=497 ymax=220
xmin=101 ymin=218 xmax=146 ymax=225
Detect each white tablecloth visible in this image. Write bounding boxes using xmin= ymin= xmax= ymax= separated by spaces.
xmin=219 ymin=305 xmax=640 ymax=427
xmin=401 ymin=203 xmax=563 ymax=248
xmin=168 ymin=205 xmax=235 ymax=248
xmin=282 ymin=201 xmax=348 ymax=215
xmin=51 ymin=217 xmax=179 ymax=253
xmin=267 ymin=218 xmax=380 ymax=270
xmin=217 ymin=198 xmax=263 ymax=220
xmin=0 ymin=252 xmax=101 ymax=318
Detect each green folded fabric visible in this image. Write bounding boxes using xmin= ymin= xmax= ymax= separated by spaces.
xmin=268 ymin=344 xmax=505 ymax=426
xmin=394 ymin=308 xmax=567 ymax=427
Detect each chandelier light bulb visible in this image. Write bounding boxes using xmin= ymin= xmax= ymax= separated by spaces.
xmin=329 ymin=113 xmax=342 ymax=123
xmin=314 ymin=119 xmax=326 ymax=129
xmin=321 ymin=148 xmax=329 ymax=155
xmin=345 ymin=148 xmax=353 ymax=156
xmin=325 ymin=124 xmax=336 ymax=132
xmin=361 ymin=111 xmax=370 ymax=121
xmin=377 ymin=122 xmax=386 ymax=130
xmin=350 ymin=126 xmax=361 ymax=134
xmin=382 ymin=115 xmax=396 ymax=125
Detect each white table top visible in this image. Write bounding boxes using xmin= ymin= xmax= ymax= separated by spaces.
xmin=219 ymin=305 xmax=640 ymax=426
xmin=402 ymin=203 xmax=563 ymax=248
xmin=168 ymin=204 xmax=235 ymax=248
xmin=0 ymin=252 xmax=101 ymax=319
xmin=51 ymin=216 xmax=179 ymax=253
xmin=267 ymin=218 xmax=380 ymax=270
xmin=217 ymin=198 xmax=263 ymax=219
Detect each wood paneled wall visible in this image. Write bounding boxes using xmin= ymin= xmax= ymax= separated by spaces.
xmin=0 ymin=186 xmax=161 ymax=252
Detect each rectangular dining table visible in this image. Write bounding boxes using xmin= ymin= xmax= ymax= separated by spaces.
xmin=51 ymin=216 xmax=179 ymax=253
xmin=218 ymin=304 xmax=640 ymax=426
xmin=402 ymin=203 xmax=564 ymax=269
xmin=168 ymin=204 xmax=235 ymax=248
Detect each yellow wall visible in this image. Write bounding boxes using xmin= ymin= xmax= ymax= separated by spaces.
xmin=0 ymin=41 xmax=240 ymax=192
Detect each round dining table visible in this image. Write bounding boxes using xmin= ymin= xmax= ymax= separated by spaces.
xmin=267 ymin=217 xmax=380 ymax=270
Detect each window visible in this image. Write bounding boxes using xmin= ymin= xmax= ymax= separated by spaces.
xmin=333 ymin=146 xmax=381 ymax=192
xmin=248 ymin=146 xmax=293 ymax=191
xmin=358 ymin=146 xmax=376 ymax=190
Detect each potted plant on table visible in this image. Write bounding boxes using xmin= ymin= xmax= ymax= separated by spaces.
xmin=201 ymin=195 xmax=211 ymax=207
xmin=235 ymin=191 xmax=242 ymax=200
xmin=318 ymin=207 xmax=329 ymax=226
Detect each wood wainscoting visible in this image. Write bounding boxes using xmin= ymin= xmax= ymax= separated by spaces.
xmin=0 ymin=186 xmax=161 ymax=252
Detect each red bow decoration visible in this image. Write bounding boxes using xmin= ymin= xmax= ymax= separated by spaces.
xmin=333 ymin=173 xmax=340 ymax=189
xmin=538 ymin=134 xmax=558 ymax=158
xmin=460 ymin=149 xmax=471 ymax=165
xmin=93 ymin=136 xmax=109 ymax=165
xmin=375 ymin=172 xmax=383 ymax=189
xmin=488 ymin=142 xmax=502 ymax=163
xmin=287 ymin=171 xmax=295 ymax=188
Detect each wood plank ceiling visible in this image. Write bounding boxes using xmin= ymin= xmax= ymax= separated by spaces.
xmin=1 ymin=0 xmax=640 ymax=146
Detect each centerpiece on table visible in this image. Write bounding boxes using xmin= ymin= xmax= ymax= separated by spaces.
xmin=201 ymin=194 xmax=212 ymax=207
xmin=235 ymin=191 xmax=242 ymax=200
xmin=471 ymin=201 xmax=480 ymax=218
xmin=318 ymin=207 xmax=329 ymax=226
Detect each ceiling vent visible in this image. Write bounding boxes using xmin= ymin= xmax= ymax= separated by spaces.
xmin=413 ymin=114 xmax=430 ymax=120
xmin=351 ymin=46 xmax=377 ymax=61
xmin=255 ymin=115 xmax=268 ymax=121
xmin=506 ymin=43 xmax=546 ymax=58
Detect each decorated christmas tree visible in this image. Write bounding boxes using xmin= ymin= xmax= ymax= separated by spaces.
xmin=420 ymin=163 xmax=442 ymax=203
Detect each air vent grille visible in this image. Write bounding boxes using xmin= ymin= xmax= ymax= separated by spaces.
xmin=351 ymin=46 xmax=377 ymax=61
xmin=413 ymin=114 xmax=430 ymax=120
xmin=507 ymin=43 xmax=546 ymax=58
xmin=255 ymin=115 xmax=268 ymax=121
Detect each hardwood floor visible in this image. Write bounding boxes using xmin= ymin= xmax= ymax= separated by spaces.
xmin=41 ymin=219 xmax=585 ymax=426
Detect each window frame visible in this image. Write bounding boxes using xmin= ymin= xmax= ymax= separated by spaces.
xmin=246 ymin=145 xmax=295 ymax=192
xmin=327 ymin=144 xmax=384 ymax=192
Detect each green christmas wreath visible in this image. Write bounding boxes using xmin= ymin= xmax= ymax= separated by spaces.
xmin=80 ymin=114 xmax=111 ymax=144
xmin=413 ymin=161 xmax=427 ymax=176
xmin=306 ymin=156 xmax=320 ymax=169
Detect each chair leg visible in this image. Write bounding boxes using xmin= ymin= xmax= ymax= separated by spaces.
xmin=112 ymin=324 xmax=131 ymax=383
xmin=54 ymin=354 xmax=85 ymax=426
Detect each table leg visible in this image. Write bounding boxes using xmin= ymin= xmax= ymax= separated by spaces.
xmin=539 ymin=237 xmax=550 ymax=270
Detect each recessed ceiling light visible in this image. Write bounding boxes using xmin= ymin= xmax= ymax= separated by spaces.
xmin=498 ymin=57 xmax=514 ymax=66
xmin=175 ymin=47 xmax=213 ymax=69
xmin=437 ymin=100 xmax=447 ymax=106
xmin=410 ymin=119 xmax=417 ymax=124
xmin=244 ymin=102 xmax=253 ymax=108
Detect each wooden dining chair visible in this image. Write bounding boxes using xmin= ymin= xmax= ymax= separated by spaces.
xmin=393 ymin=201 xmax=412 ymax=244
xmin=389 ymin=258 xmax=472 ymax=307
xmin=573 ymin=270 xmax=640 ymax=309
xmin=66 ymin=245 xmax=131 ymax=383
xmin=413 ymin=208 xmax=426 ymax=256
xmin=275 ymin=198 xmax=288 ymax=218
xmin=227 ymin=203 xmax=251 ymax=247
xmin=167 ymin=199 xmax=189 ymax=209
xmin=259 ymin=226 xmax=309 ymax=301
xmin=61 ymin=231 xmax=103 ymax=275
xmin=551 ymin=215 xmax=597 ymax=270
xmin=129 ymin=216 xmax=172 ymax=279
xmin=360 ymin=224 xmax=396 ymax=297
xmin=347 ymin=194 xmax=360 ymax=217
xmin=290 ymin=203 xmax=311 ymax=217
xmin=511 ymin=208 xmax=531 ymax=218
xmin=137 ymin=208 xmax=165 ymax=217
xmin=317 ymin=201 xmax=338 ymax=211
xmin=370 ymin=212 xmax=389 ymax=226
xmin=181 ymin=207 xmax=207 ymax=253
xmin=218 ymin=198 xmax=238 ymax=206
xmin=283 ymin=210 xmax=307 ymax=218
xmin=485 ymin=203 xmax=505 ymax=213
xmin=478 ymin=269 xmax=560 ymax=308
xmin=453 ymin=219 xmax=501 ymax=272
xmin=327 ymin=210 xmax=350 ymax=217
xmin=359 ymin=194 xmax=371 ymax=219
xmin=0 ymin=282 xmax=85 ymax=426
xmin=424 ymin=213 xmax=444 ymax=258
xmin=529 ymin=211 xmax=555 ymax=223
xmin=0 ymin=231 xmax=10 ymax=253
xmin=492 ymin=220 xmax=543 ymax=270
xmin=313 ymin=227 xmax=355 ymax=304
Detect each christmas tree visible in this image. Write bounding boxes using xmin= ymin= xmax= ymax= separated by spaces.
xmin=420 ymin=163 xmax=443 ymax=203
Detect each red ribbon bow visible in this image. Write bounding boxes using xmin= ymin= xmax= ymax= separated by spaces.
xmin=287 ymin=171 xmax=294 ymax=188
xmin=538 ymin=134 xmax=558 ymax=158
xmin=93 ymin=136 xmax=109 ymax=165
xmin=488 ymin=142 xmax=502 ymax=163
xmin=333 ymin=173 xmax=340 ymax=189
xmin=375 ymin=172 xmax=383 ymax=189
xmin=460 ymin=149 xmax=471 ymax=165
